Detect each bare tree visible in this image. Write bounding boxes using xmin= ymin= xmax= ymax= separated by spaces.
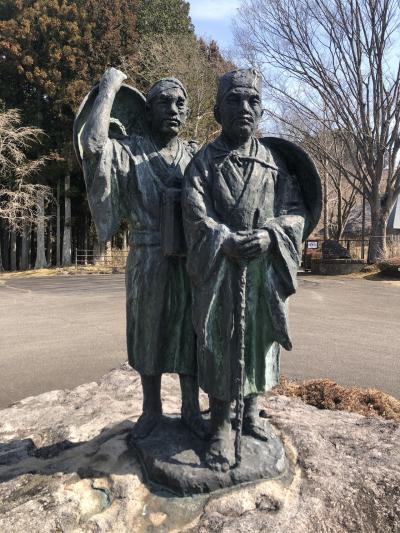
xmin=306 ymin=130 xmax=359 ymax=240
xmin=62 ymin=168 xmax=72 ymax=267
xmin=0 ymin=108 xmax=51 ymax=270
xmin=0 ymin=179 xmax=51 ymax=230
xmin=275 ymin=110 xmax=360 ymax=239
xmin=328 ymin=171 xmax=359 ymax=240
xmin=235 ymin=0 xmax=400 ymax=261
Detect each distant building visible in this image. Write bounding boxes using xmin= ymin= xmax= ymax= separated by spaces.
xmin=388 ymin=195 xmax=400 ymax=235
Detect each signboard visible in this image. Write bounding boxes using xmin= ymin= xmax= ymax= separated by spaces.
xmin=307 ymin=241 xmax=319 ymax=249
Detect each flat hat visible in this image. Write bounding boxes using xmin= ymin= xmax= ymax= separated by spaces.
xmin=217 ymin=68 xmax=262 ymax=103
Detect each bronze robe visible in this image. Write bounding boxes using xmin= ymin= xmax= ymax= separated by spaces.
xmin=83 ymin=134 xmax=196 ymax=375
xmin=182 ymin=136 xmax=305 ymax=401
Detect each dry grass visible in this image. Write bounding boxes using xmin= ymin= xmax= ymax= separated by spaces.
xmin=0 ymin=267 xmax=68 ymax=279
xmin=330 ymin=263 xmax=400 ymax=286
xmin=377 ymin=256 xmax=400 ymax=279
xmin=274 ymin=376 xmax=400 ymax=422
xmin=0 ymin=265 xmax=123 ymax=279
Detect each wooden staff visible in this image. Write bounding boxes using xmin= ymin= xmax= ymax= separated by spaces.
xmin=234 ymin=260 xmax=248 ymax=467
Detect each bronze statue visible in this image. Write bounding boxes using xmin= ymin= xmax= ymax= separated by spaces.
xmin=76 ymin=68 xmax=205 ymax=440
xmin=75 ymin=66 xmax=321 ymax=491
xmin=182 ymin=68 xmax=321 ymax=472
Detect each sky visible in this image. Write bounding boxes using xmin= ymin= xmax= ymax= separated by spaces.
xmin=188 ymin=0 xmax=241 ymax=51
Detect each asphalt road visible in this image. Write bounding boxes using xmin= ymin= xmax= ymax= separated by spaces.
xmin=0 ymin=273 xmax=399 ymax=408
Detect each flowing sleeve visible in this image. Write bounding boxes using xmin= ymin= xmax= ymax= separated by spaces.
xmin=82 ymin=137 xmax=131 ymax=243
xmin=182 ymin=152 xmax=231 ymax=286
xmin=261 ymin=171 xmax=306 ymax=350
xmin=270 ymin=171 xmax=305 ymax=286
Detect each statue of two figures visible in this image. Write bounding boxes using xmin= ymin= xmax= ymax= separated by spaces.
xmin=74 ymin=67 xmax=321 ymax=494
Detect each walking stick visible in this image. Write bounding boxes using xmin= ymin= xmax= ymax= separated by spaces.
xmin=234 ymin=259 xmax=247 ymax=467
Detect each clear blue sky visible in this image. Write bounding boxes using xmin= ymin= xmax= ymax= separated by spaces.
xmin=188 ymin=0 xmax=241 ymax=51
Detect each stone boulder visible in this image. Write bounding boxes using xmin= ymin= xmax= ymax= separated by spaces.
xmin=322 ymin=240 xmax=351 ymax=260
xmin=378 ymin=257 xmax=400 ymax=279
xmin=0 ymin=364 xmax=399 ymax=532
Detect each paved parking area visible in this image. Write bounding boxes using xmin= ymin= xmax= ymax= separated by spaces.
xmin=0 ymin=273 xmax=399 ymax=408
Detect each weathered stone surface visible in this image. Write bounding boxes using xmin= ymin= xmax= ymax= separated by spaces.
xmin=132 ymin=415 xmax=290 ymax=495
xmin=0 ymin=364 xmax=399 ymax=532
xmin=206 ymin=394 xmax=400 ymax=533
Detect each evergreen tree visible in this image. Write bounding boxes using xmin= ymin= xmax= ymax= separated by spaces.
xmin=136 ymin=0 xmax=193 ymax=34
xmin=0 ymin=0 xmax=139 ymax=267
xmin=0 ymin=0 xmax=139 ymax=138
xmin=0 ymin=0 xmax=232 ymax=267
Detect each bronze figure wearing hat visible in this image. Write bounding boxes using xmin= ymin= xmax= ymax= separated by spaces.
xmin=182 ymin=68 xmax=322 ymax=471
xmin=76 ymin=67 xmax=205 ymax=441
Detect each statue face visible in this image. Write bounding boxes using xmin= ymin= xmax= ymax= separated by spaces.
xmin=216 ymin=87 xmax=262 ymax=141
xmin=147 ymin=88 xmax=188 ymax=137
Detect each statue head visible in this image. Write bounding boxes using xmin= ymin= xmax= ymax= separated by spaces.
xmin=146 ymin=78 xmax=189 ymax=139
xmin=214 ymin=68 xmax=263 ymax=144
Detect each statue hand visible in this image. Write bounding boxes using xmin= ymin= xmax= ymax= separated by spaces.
xmin=100 ymin=67 xmax=127 ymax=94
xmin=237 ymin=230 xmax=272 ymax=260
xmin=221 ymin=233 xmax=252 ymax=259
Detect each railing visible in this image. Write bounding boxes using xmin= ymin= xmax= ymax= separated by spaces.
xmin=75 ymin=248 xmax=129 ymax=271
xmin=302 ymin=235 xmax=400 ymax=270
xmin=75 ymin=235 xmax=400 ymax=273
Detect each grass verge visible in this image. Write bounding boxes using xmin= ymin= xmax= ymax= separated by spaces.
xmin=274 ymin=376 xmax=400 ymax=422
xmin=0 ymin=265 xmax=123 ymax=279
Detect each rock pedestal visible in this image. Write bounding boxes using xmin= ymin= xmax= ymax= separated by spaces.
xmin=0 ymin=365 xmax=399 ymax=532
xmin=131 ymin=415 xmax=290 ymax=496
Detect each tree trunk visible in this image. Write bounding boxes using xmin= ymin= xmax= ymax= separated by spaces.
xmin=122 ymin=229 xmax=128 ymax=250
xmin=93 ymin=237 xmax=102 ymax=264
xmin=323 ymin=170 xmax=328 ymax=241
xmin=29 ymin=225 xmax=34 ymax=269
xmin=337 ymin=196 xmax=343 ymax=239
xmin=35 ymin=190 xmax=47 ymax=269
xmin=361 ymin=188 xmax=366 ymax=259
xmin=20 ymin=223 xmax=30 ymax=271
xmin=47 ymin=217 xmax=53 ymax=267
xmin=0 ymin=230 xmax=3 ymax=271
xmin=105 ymin=240 xmax=111 ymax=268
xmin=0 ymin=220 xmax=3 ymax=271
xmin=62 ymin=172 xmax=72 ymax=266
xmin=2 ymin=227 xmax=10 ymax=270
xmin=368 ymin=210 xmax=387 ymax=263
xmin=56 ymin=178 xmax=61 ymax=267
xmin=10 ymin=229 xmax=17 ymax=271
xmin=84 ymin=223 xmax=88 ymax=265
xmin=93 ymin=239 xmax=111 ymax=266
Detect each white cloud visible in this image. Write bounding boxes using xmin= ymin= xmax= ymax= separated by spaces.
xmin=189 ymin=0 xmax=241 ymax=21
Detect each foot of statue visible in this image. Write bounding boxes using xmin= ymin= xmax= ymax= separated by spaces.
xmin=242 ymin=395 xmax=270 ymax=441
xmin=181 ymin=409 xmax=210 ymax=440
xmin=131 ymin=412 xmax=162 ymax=440
xmin=205 ymin=426 xmax=232 ymax=472
xmin=242 ymin=415 xmax=270 ymax=441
